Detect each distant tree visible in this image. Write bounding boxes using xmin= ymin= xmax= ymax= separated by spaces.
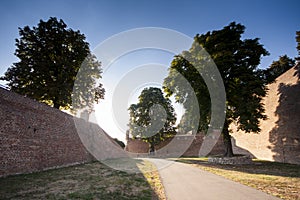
xmin=296 ymin=31 xmax=300 ymax=62
xmin=113 ymin=138 xmax=125 ymax=149
xmin=128 ymin=87 xmax=176 ymax=153
xmin=164 ymin=22 xmax=269 ymax=157
xmin=264 ymin=55 xmax=295 ymax=83
xmin=1 ymin=17 xmax=104 ymax=111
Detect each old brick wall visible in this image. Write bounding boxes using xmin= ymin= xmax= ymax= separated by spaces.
xmin=231 ymin=65 xmax=300 ymax=164
xmin=126 ymin=65 xmax=300 ymax=165
xmin=0 ymin=88 xmax=125 ymax=177
xmin=126 ymin=139 xmax=149 ymax=153
xmin=125 ymin=133 xmax=225 ymax=157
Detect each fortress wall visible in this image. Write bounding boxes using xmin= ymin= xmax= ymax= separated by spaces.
xmin=1 ymin=64 xmax=299 ymax=178
xmin=0 ymin=88 xmax=125 ymax=177
xmin=126 ymin=133 xmax=226 ymax=157
xmin=231 ymin=65 xmax=300 ymax=164
xmin=126 ymin=65 xmax=300 ymax=164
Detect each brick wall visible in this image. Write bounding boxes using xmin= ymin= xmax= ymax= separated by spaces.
xmin=0 ymin=88 xmax=125 ymax=177
xmin=1 ymin=64 xmax=299 ymax=177
xmin=126 ymin=65 xmax=300 ymax=165
xmin=125 ymin=133 xmax=226 ymax=157
xmin=231 ymin=65 xmax=300 ymax=164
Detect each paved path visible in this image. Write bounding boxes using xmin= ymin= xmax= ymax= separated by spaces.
xmin=147 ymin=158 xmax=281 ymax=200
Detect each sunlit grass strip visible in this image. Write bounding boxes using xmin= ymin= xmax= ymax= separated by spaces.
xmin=138 ymin=160 xmax=167 ymax=200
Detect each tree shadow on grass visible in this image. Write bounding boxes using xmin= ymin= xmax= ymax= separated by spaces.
xmin=176 ymin=158 xmax=300 ymax=178
xmin=0 ymin=160 xmax=160 ymax=200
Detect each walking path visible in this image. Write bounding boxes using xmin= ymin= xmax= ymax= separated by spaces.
xmin=147 ymin=158 xmax=281 ymax=200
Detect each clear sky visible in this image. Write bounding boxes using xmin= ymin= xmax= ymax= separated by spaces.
xmin=0 ymin=0 xmax=299 ymax=141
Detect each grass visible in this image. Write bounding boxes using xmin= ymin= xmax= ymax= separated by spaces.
xmin=0 ymin=160 xmax=165 ymax=200
xmin=4 ymin=156 xmax=298 ymax=199
xmin=138 ymin=160 xmax=166 ymax=200
xmin=176 ymin=157 xmax=300 ymax=200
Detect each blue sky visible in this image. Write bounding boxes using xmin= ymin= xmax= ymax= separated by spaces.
xmin=0 ymin=0 xmax=299 ymax=141
xmin=0 ymin=0 xmax=299 ymax=74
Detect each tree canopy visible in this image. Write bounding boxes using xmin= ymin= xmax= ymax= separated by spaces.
xmin=264 ymin=55 xmax=295 ymax=83
xmin=296 ymin=31 xmax=300 ymax=62
xmin=128 ymin=87 xmax=176 ymax=152
xmin=113 ymin=138 xmax=125 ymax=149
xmin=1 ymin=17 xmax=104 ymax=111
xmin=164 ymin=22 xmax=269 ymax=156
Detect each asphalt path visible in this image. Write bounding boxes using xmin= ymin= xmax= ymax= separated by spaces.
xmin=147 ymin=158 xmax=281 ymax=200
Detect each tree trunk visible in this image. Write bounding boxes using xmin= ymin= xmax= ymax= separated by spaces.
xmin=149 ymin=142 xmax=155 ymax=156
xmin=53 ymin=103 xmax=60 ymax=109
xmin=223 ymin=121 xmax=234 ymax=157
xmin=53 ymin=98 xmax=60 ymax=109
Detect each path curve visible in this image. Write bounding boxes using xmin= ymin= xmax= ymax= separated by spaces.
xmin=146 ymin=158 xmax=281 ymax=200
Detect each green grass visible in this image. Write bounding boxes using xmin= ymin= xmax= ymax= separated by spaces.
xmin=0 ymin=161 xmax=159 ymax=200
xmin=176 ymin=157 xmax=300 ymax=200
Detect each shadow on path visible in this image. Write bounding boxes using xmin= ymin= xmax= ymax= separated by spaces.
xmin=148 ymin=158 xmax=280 ymax=200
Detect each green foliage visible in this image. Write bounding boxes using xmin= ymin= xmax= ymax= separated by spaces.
xmin=128 ymin=87 xmax=176 ymax=149
xmin=264 ymin=55 xmax=295 ymax=83
xmin=296 ymin=31 xmax=300 ymax=61
xmin=163 ymin=22 xmax=269 ymax=156
xmin=113 ymin=138 xmax=125 ymax=148
xmin=164 ymin=52 xmax=211 ymax=132
xmin=1 ymin=17 xmax=104 ymax=110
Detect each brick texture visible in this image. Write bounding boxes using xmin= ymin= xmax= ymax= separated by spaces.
xmin=125 ymin=133 xmax=226 ymax=157
xmin=0 ymin=88 xmax=125 ymax=177
xmin=1 ymin=64 xmax=299 ymax=178
xmin=231 ymin=65 xmax=300 ymax=164
xmin=126 ymin=65 xmax=300 ymax=165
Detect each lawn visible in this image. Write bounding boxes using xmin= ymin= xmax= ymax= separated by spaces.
xmin=0 ymin=159 xmax=165 ymax=200
xmin=176 ymin=157 xmax=300 ymax=200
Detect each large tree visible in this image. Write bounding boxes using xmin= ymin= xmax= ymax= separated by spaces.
xmin=164 ymin=22 xmax=269 ymax=157
xmin=128 ymin=87 xmax=176 ymax=153
xmin=264 ymin=55 xmax=295 ymax=83
xmin=1 ymin=17 xmax=104 ymax=110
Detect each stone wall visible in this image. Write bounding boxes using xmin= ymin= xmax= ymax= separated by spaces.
xmin=125 ymin=65 xmax=300 ymax=165
xmin=1 ymin=64 xmax=299 ymax=177
xmin=0 ymin=88 xmax=125 ymax=177
xmin=126 ymin=133 xmax=226 ymax=157
xmin=231 ymin=65 xmax=300 ymax=164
